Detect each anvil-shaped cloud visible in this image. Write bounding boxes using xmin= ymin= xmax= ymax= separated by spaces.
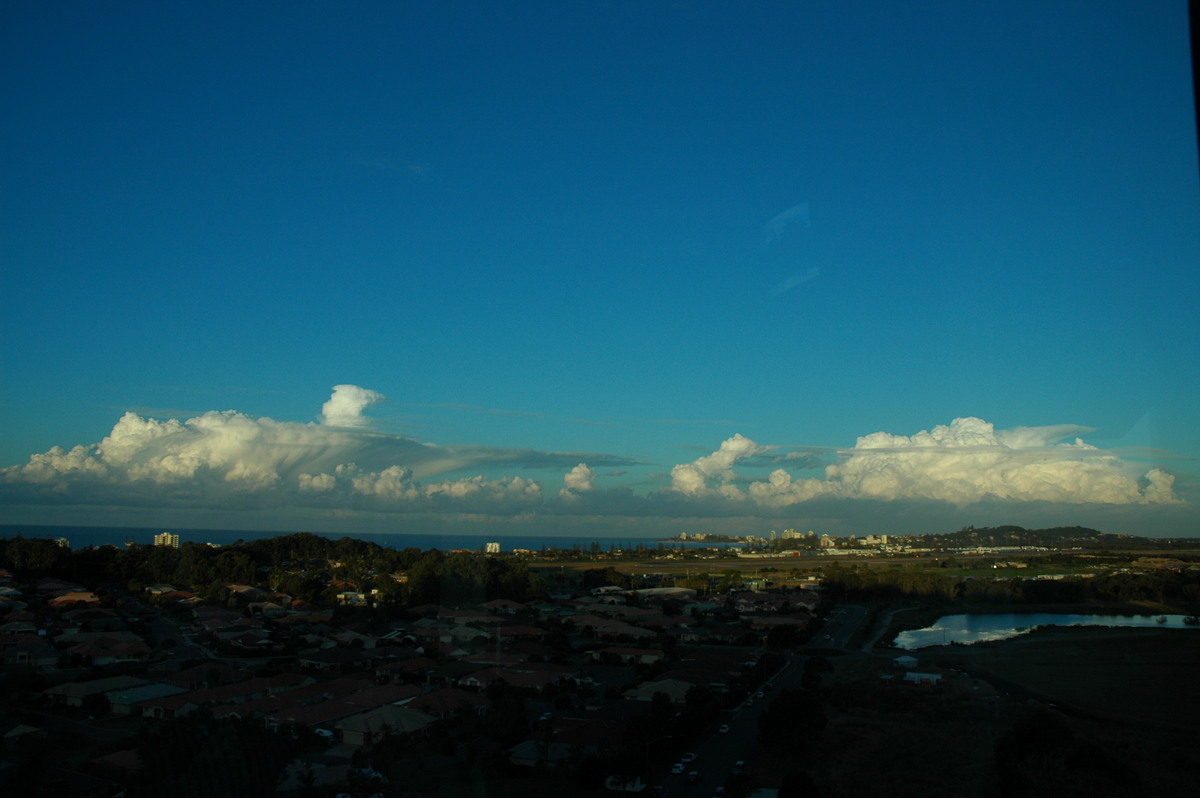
xmin=0 ymin=386 xmax=632 ymax=515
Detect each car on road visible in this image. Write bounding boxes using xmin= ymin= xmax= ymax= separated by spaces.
xmin=731 ymin=761 xmax=745 ymax=774
xmin=754 ymin=691 xmax=764 ymax=699
xmin=671 ymin=763 xmax=685 ymax=774
xmin=680 ymin=752 xmax=697 ymax=763
xmin=686 ymin=771 xmax=700 ymax=784
xmin=718 ymin=724 xmax=730 ymax=733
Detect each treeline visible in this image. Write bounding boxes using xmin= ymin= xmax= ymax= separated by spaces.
xmin=0 ymin=533 xmax=546 ymax=606
xmin=1 ymin=535 xmax=265 ymax=590
xmin=398 ymin=549 xmax=545 ymax=605
xmin=821 ymin=563 xmax=1200 ymax=606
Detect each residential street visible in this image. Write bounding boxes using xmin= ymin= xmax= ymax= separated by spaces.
xmin=655 ymin=606 xmax=873 ymax=795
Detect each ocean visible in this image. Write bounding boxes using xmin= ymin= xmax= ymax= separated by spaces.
xmin=0 ymin=524 xmax=743 ymax=553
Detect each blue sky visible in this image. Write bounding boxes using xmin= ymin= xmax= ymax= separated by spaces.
xmin=3 ymin=1 xmax=1198 ymax=538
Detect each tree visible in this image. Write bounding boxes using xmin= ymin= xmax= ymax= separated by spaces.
xmin=0 ymin=535 xmax=67 ymax=572
xmin=766 ymin=624 xmax=801 ymax=651
xmin=723 ymin=772 xmax=760 ymax=798
xmin=648 ymin=691 xmax=674 ymax=735
xmin=757 ymin=689 xmax=825 ymax=751
xmin=777 ymin=770 xmax=821 ymax=798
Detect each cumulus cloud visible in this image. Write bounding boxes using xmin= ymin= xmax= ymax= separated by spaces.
xmin=321 ymin=384 xmax=386 ymax=427
xmin=295 ymin=463 xmax=543 ymax=512
xmin=748 ymin=467 xmax=833 ymax=506
xmin=1140 ymin=469 xmax=1177 ymax=503
xmin=559 ymin=463 xmax=596 ymax=498
xmin=0 ymin=386 xmax=610 ymax=516
xmin=740 ymin=417 xmax=1180 ymax=507
xmin=1 ymin=400 xmax=1184 ymax=531
xmin=670 ymin=434 xmax=771 ymax=496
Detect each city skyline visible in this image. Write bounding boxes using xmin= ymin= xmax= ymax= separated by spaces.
xmin=2 ymin=2 xmax=1198 ymax=538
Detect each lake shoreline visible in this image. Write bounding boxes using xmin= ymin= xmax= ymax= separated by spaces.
xmin=876 ymin=599 xmax=1191 ymax=652
xmin=892 ymin=610 xmax=1197 ymax=650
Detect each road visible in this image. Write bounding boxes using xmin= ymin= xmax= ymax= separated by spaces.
xmin=654 ymin=604 xmax=874 ymax=795
xmin=815 ymin=604 xmax=867 ymax=650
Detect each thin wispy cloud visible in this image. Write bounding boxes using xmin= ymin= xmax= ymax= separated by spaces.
xmin=770 ymin=267 xmax=821 ymax=296
xmin=762 ymin=202 xmax=811 ymax=245
xmin=409 ymin=402 xmax=624 ymax=428
xmin=649 ymin=417 xmax=744 ymax=427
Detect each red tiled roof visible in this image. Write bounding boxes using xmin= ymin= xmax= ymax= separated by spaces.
xmin=407 ymin=687 xmax=490 ymax=715
xmin=91 ymin=749 xmax=142 ymax=775
xmin=140 ymin=692 xmax=201 ymax=711
xmin=376 ymin=656 xmax=437 ymax=675
xmin=184 ymin=672 xmax=312 ymax=705
xmin=596 ymin=646 xmax=665 ymax=657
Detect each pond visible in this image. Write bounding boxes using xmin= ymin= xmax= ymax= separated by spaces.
xmin=892 ymin=613 xmax=1197 ymax=650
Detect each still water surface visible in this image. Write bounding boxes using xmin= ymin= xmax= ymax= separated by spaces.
xmin=893 ymin=613 xmax=1195 ymax=650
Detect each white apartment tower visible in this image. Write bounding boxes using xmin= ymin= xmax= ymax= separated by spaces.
xmin=153 ymin=532 xmax=180 ymax=548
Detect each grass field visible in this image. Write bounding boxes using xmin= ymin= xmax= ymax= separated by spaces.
xmin=750 ymin=626 xmax=1200 ymax=798
xmin=925 ymin=627 xmax=1200 ymax=731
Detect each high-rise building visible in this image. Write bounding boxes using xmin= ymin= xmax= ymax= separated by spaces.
xmin=153 ymin=532 xmax=180 ymax=548
xmin=485 ymin=541 xmax=500 ymax=554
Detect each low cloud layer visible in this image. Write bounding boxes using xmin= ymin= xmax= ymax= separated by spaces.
xmin=0 ymin=388 xmax=1183 ymax=532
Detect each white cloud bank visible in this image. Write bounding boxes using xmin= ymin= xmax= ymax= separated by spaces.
xmin=0 ymin=386 xmax=615 ymax=515
xmin=0 ymin=392 xmax=1183 ymax=529
xmin=733 ymin=416 xmax=1179 ymax=507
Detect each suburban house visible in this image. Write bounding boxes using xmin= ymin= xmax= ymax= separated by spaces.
xmin=106 ymin=683 xmax=189 ymax=715
xmin=622 ymin=678 xmax=695 ymax=704
xmin=591 ymin=646 xmax=665 ymax=665
xmin=43 ymin=675 xmax=148 ymax=708
xmin=334 ymin=704 xmax=436 ymax=746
